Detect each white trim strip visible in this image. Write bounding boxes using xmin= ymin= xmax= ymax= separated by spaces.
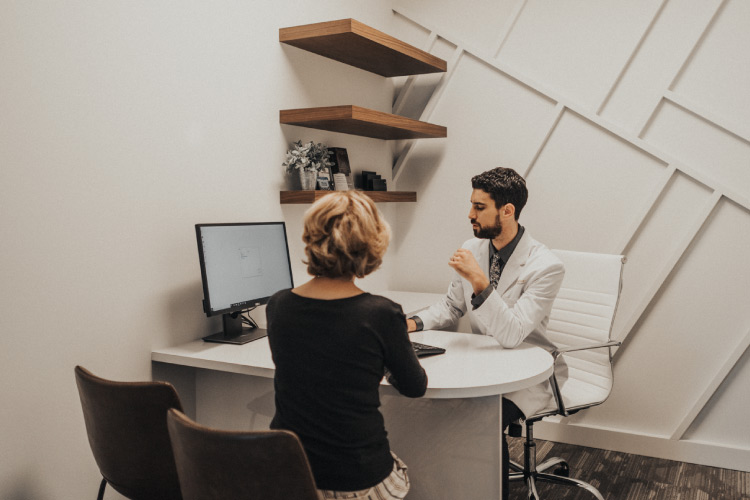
xmin=534 ymin=418 xmax=750 ymax=472
xmin=392 ymin=31 xmax=439 ymax=116
xmin=613 ymin=191 xmax=722 ymax=342
xmin=670 ymin=328 xmax=750 ymax=440
xmin=597 ymin=0 xmax=669 ymax=115
xmin=393 ymin=46 xmax=464 ymax=185
xmin=663 ymin=90 xmax=750 ymax=144
xmin=634 ymin=0 xmax=727 ymax=136
xmin=523 ymin=103 xmax=564 ymax=179
xmin=615 ymin=164 xmax=675 ymax=255
xmin=492 ymin=0 xmax=529 ymax=59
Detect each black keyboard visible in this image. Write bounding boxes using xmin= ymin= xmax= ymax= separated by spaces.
xmin=411 ymin=341 xmax=446 ymax=358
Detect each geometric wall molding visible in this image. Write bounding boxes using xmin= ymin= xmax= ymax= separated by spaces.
xmin=667 ymin=0 xmax=750 ymax=142
xmin=392 ymin=4 xmax=747 ymax=210
xmin=392 ymin=4 xmax=748 ymax=348
xmin=391 ymin=1 xmax=750 ymax=471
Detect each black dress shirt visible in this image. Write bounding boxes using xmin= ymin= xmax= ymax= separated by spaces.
xmin=470 ymin=225 xmax=525 ymax=309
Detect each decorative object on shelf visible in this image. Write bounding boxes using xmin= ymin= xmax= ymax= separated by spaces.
xmin=331 ymin=173 xmax=348 ymax=191
xmin=316 ymin=168 xmax=332 ymax=190
xmin=361 ymin=171 xmax=386 ymax=191
xmin=299 ymin=169 xmax=317 ymax=190
xmin=282 ymin=140 xmax=334 ymax=190
xmin=329 ymin=147 xmax=351 ymax=174
xmin=329 ymin=147 xmax=352 ymax=190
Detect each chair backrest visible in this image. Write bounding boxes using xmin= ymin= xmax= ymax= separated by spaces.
xmin=167 ymin=409 xmax=319 ymax=500
xmin=74 ymin=365 xmax=183 ymax=500
xmin=548 ymin=250 xmax=625 ymax=410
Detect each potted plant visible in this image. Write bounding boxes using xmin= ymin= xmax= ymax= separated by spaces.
xmin=283 ymin=140 xmax=334 ymax=190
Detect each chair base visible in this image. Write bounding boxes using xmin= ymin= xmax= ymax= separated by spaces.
xmin=508 ymin=421 xmax=604 ymax=500
xmin=509 ymin=460 xmax=604 ymax=500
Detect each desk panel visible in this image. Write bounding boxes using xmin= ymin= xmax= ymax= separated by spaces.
xmin=381 ymin=393 xmax=502 ymax=499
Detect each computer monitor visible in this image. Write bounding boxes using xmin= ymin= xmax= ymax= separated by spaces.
xmin=195 ymin=222 xmax=294 ymax=344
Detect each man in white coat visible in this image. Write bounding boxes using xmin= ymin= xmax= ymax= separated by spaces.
xmin=407 ymin=167 xmax=565 ymax=499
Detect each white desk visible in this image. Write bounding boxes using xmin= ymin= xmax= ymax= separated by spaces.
xmin=152 ymin=292 xmax=553 ymax=500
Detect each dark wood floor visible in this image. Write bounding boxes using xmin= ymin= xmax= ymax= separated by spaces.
xmin=507 ymin=437 xmax=750 ymax=500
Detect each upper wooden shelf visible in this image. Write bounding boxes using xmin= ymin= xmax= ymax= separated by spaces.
xmin=280 ymin=105 xmax=447 ymax=140
xmin=280 ymin=190 xmax=416 ymax=204
xmin=279 ymin=18 xmax=447 ymax=77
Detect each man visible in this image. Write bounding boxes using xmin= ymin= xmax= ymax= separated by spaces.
xmin=407 ymin=167 xmax=565 ymax=499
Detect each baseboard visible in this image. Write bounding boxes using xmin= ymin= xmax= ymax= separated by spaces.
xmin=533 ymin=420 xmax=750 ymax=472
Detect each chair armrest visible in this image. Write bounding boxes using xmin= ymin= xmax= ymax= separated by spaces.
xmin=546 ymin=340 xmax=621 ymax=417
xmin=552 ymin=340 xmax=621 ymax=358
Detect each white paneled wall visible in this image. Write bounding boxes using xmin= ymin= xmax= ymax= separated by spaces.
xmin=644 ymin=101 xmax=750 ymax=195
xmin=523 ymin=111 xmax=668 ymax=253
xmin=390 ymin=0 xmax=750 ymax=471
xmin=669 ymin=0 xmax=750 ymax=139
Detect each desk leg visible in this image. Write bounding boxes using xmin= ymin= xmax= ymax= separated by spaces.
xmin=152 ymin=361 xmax=197 ymax=420
xmin=152 ymin=365 xmax=276 ymax=430
xmin=195 ymin=370 xmax=275 ymax=431
xmin=380 ymin=392 xmax=502 ymax=500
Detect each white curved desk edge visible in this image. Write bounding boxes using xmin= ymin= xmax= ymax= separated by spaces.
xmin=152 ymin=330 xmax=553 ymax=400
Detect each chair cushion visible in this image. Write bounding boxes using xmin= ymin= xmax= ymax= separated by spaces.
xmin=535 ymin=375 xmax=611 ymax=416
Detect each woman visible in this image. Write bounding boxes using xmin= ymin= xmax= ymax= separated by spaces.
xmin=266 ymin=190 xmax=427 ymax=499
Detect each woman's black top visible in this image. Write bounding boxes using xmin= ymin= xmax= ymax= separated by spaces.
xmin=266 ymin=290 xmax=427 ymax=491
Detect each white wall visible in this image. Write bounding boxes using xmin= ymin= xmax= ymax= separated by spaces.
xmin=0 ymin=1 xmax=398 ymax=498
xmin=391 ymin=0 xmax=750 ymax=471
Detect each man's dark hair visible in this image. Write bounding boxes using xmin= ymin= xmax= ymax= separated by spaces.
xmin=471 ymin=167 xmax=528 ymax=220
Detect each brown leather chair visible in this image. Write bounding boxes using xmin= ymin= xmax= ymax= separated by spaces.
xmin=74 ymin=366 xmax=183 ymax=500
xmin=166 ymin=408 xmax=319 ymax=500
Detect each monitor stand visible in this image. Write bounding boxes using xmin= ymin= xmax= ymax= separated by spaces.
xmin=202 ymin=312 xmax=267 ymax=345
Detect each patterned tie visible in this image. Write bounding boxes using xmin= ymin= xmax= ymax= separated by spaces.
xmin=489 ymin=252 xmax=502 ymax=289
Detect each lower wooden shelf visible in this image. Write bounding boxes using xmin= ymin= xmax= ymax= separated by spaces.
xmin=280 ymin=190 xmax=416 ymax=204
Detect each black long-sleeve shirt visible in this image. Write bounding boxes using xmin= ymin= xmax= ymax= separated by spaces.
xmin=266 ymin=290 xmax=427 ymax=491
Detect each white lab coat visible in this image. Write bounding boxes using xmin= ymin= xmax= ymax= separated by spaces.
xmin=418 ymin=231 xmax=566 ymax=417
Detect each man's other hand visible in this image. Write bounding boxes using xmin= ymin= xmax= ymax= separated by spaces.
xmin=449 ymin=248 xmax=490 ymax=295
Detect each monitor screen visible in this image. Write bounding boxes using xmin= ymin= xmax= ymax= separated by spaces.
xmin=195 ymin=222 xmax=294 ymax=344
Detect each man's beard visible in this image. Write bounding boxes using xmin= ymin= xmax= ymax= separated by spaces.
xmin=472 ymin=215 xmax=502 ymax=239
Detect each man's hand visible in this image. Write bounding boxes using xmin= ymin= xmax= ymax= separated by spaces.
xmin=406 ymin=318 xmax=418 ymax=333
xmin=449 ymin=248 xmax=490 ymax=295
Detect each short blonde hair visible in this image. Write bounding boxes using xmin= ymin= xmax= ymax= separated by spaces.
xmin=302 ymin=191 xmax=391 ymax=279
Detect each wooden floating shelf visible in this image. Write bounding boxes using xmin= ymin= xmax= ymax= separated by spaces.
xmin=280 ymin=18 xmax=447 ymax=77
xmin=280 ymin=105 xmax=447 ymax=140
xmin=280 ymin=190 xmax=416 ymax=204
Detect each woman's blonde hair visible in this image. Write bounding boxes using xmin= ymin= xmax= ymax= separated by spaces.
xmin=302 ymin=191 xmax=391 ymax=279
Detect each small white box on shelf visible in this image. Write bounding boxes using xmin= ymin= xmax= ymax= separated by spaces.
xmin=333 ymin=173 xmax=349 ymax=191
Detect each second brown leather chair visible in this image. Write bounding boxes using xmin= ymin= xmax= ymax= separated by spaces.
xmin=74 ymin=365 xmax=183 ymax=500
xmin=166 ymin=408 xmax=319 ymax=500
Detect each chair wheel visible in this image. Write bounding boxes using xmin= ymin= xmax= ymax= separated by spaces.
xmin=553 ymin=462 xmax=570 ymax=477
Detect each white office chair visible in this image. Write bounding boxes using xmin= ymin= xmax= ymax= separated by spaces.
xmin=508 ymin=250 xmax=625 ymax=500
